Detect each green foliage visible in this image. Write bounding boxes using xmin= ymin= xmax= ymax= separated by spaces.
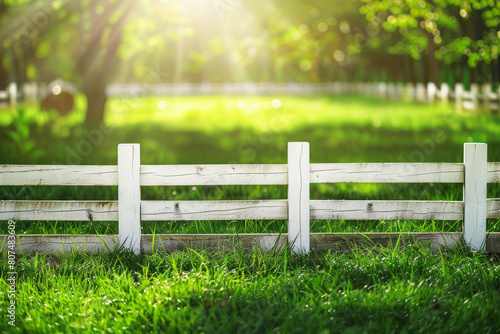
xmin=5 ymin=108 xmax=45 ymax=161
xmin=359 ymin=0 xmax=500 ymax=71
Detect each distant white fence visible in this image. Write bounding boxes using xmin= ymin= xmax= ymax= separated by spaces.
xmin=1 ymin=143 xmax=499 ymax=254
xmin=0 ymin=80 xmax=75 ymax=108
xmin=1 ymin=81 xmax=499 ymax=113
xmin=106 ymin=81 xmax=500 ymax=113
xmin=0 ymin=83 xmax=18 ymax=108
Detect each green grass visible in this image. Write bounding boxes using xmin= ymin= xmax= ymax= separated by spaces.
xmin=2 ymin=244 xmax=500 ymax=333
xmin=2 ymin=95 xmax=500 ymax=333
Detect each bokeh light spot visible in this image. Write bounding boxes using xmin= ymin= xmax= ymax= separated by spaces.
xmin=318 ymin=22 xmax=328 ymax=32
xmin=333 ymin=50 xmax=346 ymax=62
xmin=299 ymin=59 xmax=312 ymax=71
xmin=52 ymin=85 xmax=62 ymax=95
xmin=236 ymin=100 xmax=247 ymax=109
xmin=299 ymin=24 xmax=309 ymax=34
xmin=157 ymin=101 xmax=167 ymax=110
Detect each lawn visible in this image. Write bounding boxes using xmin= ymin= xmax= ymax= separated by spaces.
xmin=1 ymin=95 xmax=500 ymax=333
xmin=2 ymin=245 xmax=500 ymax=333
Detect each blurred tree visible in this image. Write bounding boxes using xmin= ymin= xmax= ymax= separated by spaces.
xmin=0 ymin=1 xmax=8 ymax=89
xmin=359 ymin=0 xmax=500 ymax=84
xmin=75 ymin=0 xmax=135 ymax=123
xmin=1 ymin=0 xmax=499 ymax=121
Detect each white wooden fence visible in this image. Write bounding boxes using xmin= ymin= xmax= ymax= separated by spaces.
xmin=1 ymin=142 xmax=500 ymax=254
xmin=0 ymin=83 xmax=18 ymax=108
xmin=1 ymin=81 xmax=498 ymax=113
xmin=105 ymin=81 xmax=500 ymax=113
xmin=0 ymin=80 xmax=76 ymax=108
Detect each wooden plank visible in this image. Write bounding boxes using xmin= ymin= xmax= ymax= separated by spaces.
xmin=4 ymin=233 xmax=500 ymax=254
xmin=118 ymin=144 xmax=141 ymax=254
xmin=288 ymin=142 xmax=310 ymax=253
xmin=488 ymin=163 xmax=500 ymax=183
xmin=140 ymin=164 xmax=288 ymax=186
xmin=141 ymin=200 xmax=287 ymax=221
xmin=0 ymin=200 xmax=117 ymax=221
xmin=8 ymin=82 xmax=16 ymax=108
xmin=311 ymin=232 xmax=464 ymax=253
xmin=487 ymin=199 xmax=500 ymax=219
xmin=1 ymin=199 xmax=494 ymax=221
xmin=464 ymin=143 xmax=487 ymax=251
xmin=0 ymin=199 xmax=494 ymax=221
xmin=0 ymin=165 xmax=117 ymax=186
xmin=0 ymin=234 xmax=118 ymax=253
xmin=311 ymin=200 xmax=463 ymax=221
xmin=141 ymin=234 xmax=288 ymax=253
xmin=310 ymin=163 xmax=464 ymax=183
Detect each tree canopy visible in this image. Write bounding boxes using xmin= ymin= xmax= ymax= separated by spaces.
xmin=1 ymin=0 xmax=499 ymax=121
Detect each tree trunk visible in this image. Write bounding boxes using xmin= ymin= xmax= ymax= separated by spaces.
xmin=0 ymin=2 xmax=8 ymax=89
xmin=83 ymin=79 xmax=107 ymax=123
xmin=0 ymin=49 xmax=8 ymax=89
xmin=425 ymin=35 xmax=440 ymax=85
xmin=76 ymin=0 xmax=133 ymax=124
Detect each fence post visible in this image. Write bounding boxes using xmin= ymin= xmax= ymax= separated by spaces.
xmin=416 ymin=83 xmax=426 ymax=102
xmin=440 ymin=83 xmax=449 ymax=105
xmin=288 ymin=142 xmax=310 ymax=254
xmin=427 ymin=82 xmax=436 ymax=103
xmin=406 ymin=82 xmax=415 ymax=101
xmin=470 ymin=83 xmax=479 ymax=110
xmin=8 ymin=82 xmax=17 ymax=108
xmin=463 ymin=143 xmax=487 ymax=251
xmin=455 ymin=83 xmax=463 ymax=112
xmin=118 ymin=144 xmax=141 ymax=254
xmin=481 ymin=84 xmax=491 ymax=111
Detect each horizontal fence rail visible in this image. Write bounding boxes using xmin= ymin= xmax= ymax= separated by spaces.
xmin=140 ymin=164 xmax=288 ymax=186
xmin=0 ymin=201 xmax=118 ymax=221
xmin=310 ymin=200 xmax=465 ymax=221
xmin=3 ymin=162 xmax=499 ymax=186
xmin=141 ymin=200 xmax=288 ymax=221
xmin=0 ymin=165 xmax=118 ymax=186
xmin=2 ymin=199 xmax=499 ymax=222
xmin=310 ymin=163 xmax=465 ymax=183
xmin=1 ymin=143 xmax=499 ymax=254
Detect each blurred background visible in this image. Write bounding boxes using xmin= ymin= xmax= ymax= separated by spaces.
xmin=0 ymin=0 xmax=499 ymax=123
xmin=0 ymin=0 xmax=499 ymax=234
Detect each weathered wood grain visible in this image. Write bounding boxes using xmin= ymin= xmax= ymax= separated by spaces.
xmin=488 ymin=162 xmax=500 ymax=183
xmin=0 ymin=165 xmax=117 ymax=185
xmin=141 ymin=200 xmax=287 ymax=221
xmin=311 ymin=200 xmax=464 ymax=220
xmin=0 ymin=200 xmax=118 ymax=221
xmin=464 ymin=143 xmax=487 ymax=251
xmin=1 ymin=162 xmax=496 ymax=187
xmin=310 ymin=163 xmax=464 ymax=183
xmin=2 ymin=199 xmax=497 ymax=222
xmin=118 ymin=144 xmax=141 ymax=254
xmin=288 ymin=142 xmax=310 ymax=253
xmin=0 ymin=234 xmax=118 ymax=253
xmin=488 ymin=199 xmax=500 ymax=218
xmin=3 ymin=233 xmax=500 ymax=254
xmin=140 ymin=164 xmax=288 ymax=186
